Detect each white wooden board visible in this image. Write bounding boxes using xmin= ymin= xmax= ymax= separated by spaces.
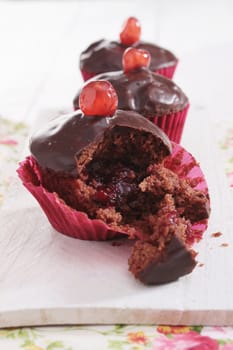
xmin=0 ymin=109 xmax=233 ymax=328
xmin=1 ymin=0 xmax=233 ymax=326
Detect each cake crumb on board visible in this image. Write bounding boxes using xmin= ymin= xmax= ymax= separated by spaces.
xmin=220 ymin=243 xmax=229 ymax=247
xmin=211 ymin=232 xmax=222 ymax=238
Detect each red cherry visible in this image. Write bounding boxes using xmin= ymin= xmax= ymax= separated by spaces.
xmin=94 ymin=190 xmax=109 ymax=203
xmin=79 ymin=81 xmax=118 ymax=117
xmin=122 ymin=47 xmax=151 ymax=73
xmin=120 ymin=17 xmax=141 ymax=45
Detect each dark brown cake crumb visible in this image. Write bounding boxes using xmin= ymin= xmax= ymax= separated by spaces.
xmin=112 ymin=241 xmax=124 ymax=247
xmin=211 ymin=232 xmax=222 ymax=238
xmin=220 ymin=243 xmax=229 ymax=247
xmin=198 ymin=263 xmax=204 ymax=267
xmin=141 ymin=165 xmax=210 ymax=223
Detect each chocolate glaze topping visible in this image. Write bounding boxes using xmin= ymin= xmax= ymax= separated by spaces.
xmin=74 ymin=68 xmax=188 ymax=117
xmin=30 ymin=109 xmax=172 ymax=176
xmin=80 ymin=39 xmax=178 ymax=74
xmin=138 ymin=236 xmax=197 ymax=285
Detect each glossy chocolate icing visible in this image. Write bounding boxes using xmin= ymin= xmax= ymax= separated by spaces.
xmin=138 ymin=235 xmax=197 ymax=285
xmin=74 ymin=68 xmax=188 ymax=117
xmin=30 ymin=109 xmax=172 ymax=176
xmin=80 ymin=39 xmax=178 ymax=74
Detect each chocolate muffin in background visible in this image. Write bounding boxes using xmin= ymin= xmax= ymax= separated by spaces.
xmin=18 ymin=81 xmax=210 ymax=285
xmin=80 ymin=17 xmax=178 ymax=81
xmin=75 ymin=48 xmax=189 ymax=143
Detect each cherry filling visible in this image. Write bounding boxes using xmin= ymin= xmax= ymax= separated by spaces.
xmin=81 ymin=127 xmax=168 ymax=221
xmin=90 ymin=163 xmax=138 ymax=206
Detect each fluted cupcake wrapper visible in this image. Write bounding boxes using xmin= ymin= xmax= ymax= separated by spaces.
xmin=165 ymin=142 xmax=209 ymax=245
xmin=155 ymin=63 xmax=178 ymax=79
xmin=17 ymin=156 xmax=125 ymax=240
xmin=17 ymin=142 xmax=209 ymax=242
xmin=152 ymin=104 xmax=189 ymax=143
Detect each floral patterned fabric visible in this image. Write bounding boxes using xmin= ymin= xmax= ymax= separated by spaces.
xmin=0 ymin=116 xmax=233 ymax=349
xmin=217 ymin=122 xmax=233 ymax=192
xmin=0 ymin=326 xmax=233 ymax=350
xmin=0 ymin=117 xmax=28 ymax=206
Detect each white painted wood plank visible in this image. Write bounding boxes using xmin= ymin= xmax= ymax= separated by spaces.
xmin=0 ymin=106 xmax=232 ymax=327
xmin=1 ymin=0 xmax=233 ymax=328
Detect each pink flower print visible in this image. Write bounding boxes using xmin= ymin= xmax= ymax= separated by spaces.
xmin=213 ymin=326 xmax=226 ymax=334
xmin=0 ymin=138 xmax=18 ymax=145
xmin=153 ymin=332 xmax=219 ymax=350
xmin=227 ymin=172 xmax=233 ymax=187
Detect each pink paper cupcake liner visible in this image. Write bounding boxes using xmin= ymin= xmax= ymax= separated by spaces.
xmin=152 ymin=104 xmax=189 ymax=143
xmin=80 ymin=70 xmax=97 ymax=82
xmin=155 ymin=62 xmax=178 ymax=79
xmin=164 ymin=142 xmax=210 ymax=244
xmin=81 ymin=63 xmax=178 ymax=82
xmin=17 ymin=156 xmax=125 ymax=241
xmin=17 ymin=143 xmax=209 ymax=242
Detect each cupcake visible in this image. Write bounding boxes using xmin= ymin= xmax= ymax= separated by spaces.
xmin=18 ymin=81 xmax=210 ymax=285
xmin=75 ymin=48 xmax=189 ymax=143
xmin=80 ymin=17 xmax=178 ymax=81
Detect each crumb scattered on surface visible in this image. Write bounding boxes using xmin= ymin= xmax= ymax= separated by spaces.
xmin=211 ymin=232 xmax=222 ymax=238
xmin=198 ymin=263 xmax=204 ymax=267
xmin=112 ymin=241 xmax=124 ymax=247
xmin=220 ymin=243 xmax=229 ymax=247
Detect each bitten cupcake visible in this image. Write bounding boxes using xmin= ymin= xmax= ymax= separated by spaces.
xmin=80 ymin=17 xmax=178 ymax=81
xmin=18 ymin=81 xmax=210 ymax=285
xmin=75 ymin=48 xmax=189 ymax=143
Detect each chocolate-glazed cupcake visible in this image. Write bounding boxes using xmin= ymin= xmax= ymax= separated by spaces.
xmin=18 ymin=81 xmax=210 ymax=285
xmin=75 ymin=48 xmax=189 ymax=143
xmin=80 ymin=17 xmax=178 ymax=81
